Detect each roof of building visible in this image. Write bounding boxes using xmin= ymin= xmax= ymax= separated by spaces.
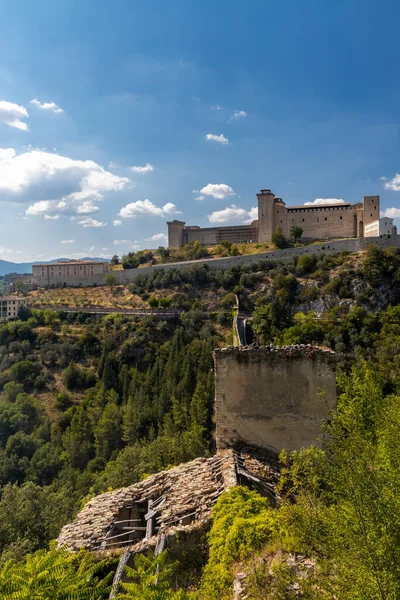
xmin=286 ymin=203 xmax=351 ymax=210
xmin=33 ymin=260 xmax=107 ymax=267
xmin=57 ymin=448 xmax=279 ymax=554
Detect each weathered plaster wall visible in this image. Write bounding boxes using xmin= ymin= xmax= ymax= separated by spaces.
xmin=214 ymin=346 xmax=336 ymax=454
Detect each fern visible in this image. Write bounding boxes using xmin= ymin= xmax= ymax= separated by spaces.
xmin=0 ymin=545 xmax=112 ymax=600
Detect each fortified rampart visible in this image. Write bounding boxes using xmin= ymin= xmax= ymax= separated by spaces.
xmin=18 ymin=235 xmax=400 ymax=289
xmin=113 ymin=235 xmax=400 ymax=285
xmin=214 ymin=345 xmax=336 ymax=454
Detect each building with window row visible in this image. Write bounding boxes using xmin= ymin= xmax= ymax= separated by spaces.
xmin=0 ymin=296 xmax=28 ymax=321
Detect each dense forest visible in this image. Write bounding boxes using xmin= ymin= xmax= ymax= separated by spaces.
xmin=0 ymin=244 xmax=400 ymax=598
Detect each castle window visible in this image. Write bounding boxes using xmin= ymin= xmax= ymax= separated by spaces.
xmin=281 ymin=220 xmax=283 ymax=224
xmin=340 ymin=216 xmax=342 ymax=220
xmin=302 ymin=219 xmax=305 ymax=222
xmin=325 ymin=217 xmax=327 ymax=221
xmin=371 ymin=213 xmax=373 ymax=217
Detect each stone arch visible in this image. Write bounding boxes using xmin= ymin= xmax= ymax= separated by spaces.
xmin=358 ymin=220 xmax=364 ymax=238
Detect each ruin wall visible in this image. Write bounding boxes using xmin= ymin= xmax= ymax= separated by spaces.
xmin=214 ymin=346 xmax=336 ymax=454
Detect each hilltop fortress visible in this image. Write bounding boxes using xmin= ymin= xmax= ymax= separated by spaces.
xmin=168 ymin=189 xmax=393 ymax=248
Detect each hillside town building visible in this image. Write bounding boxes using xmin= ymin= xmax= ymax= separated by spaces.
xmin=167 ymin=189 xmax=393 ymax=248
xmin=0 ymin=296 xmax=27 ymax=321
xmin=30 ymin=260 xmax=109 ymax=287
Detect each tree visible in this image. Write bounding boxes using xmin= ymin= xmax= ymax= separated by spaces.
xmin=272 ymin=225 xmax=287 ymax=249
xmin=290 ymin=225 xmax=303 ymax=241
xmin=104 ymin=273 xmax=117 ymax=287
xmin=110 ymin=254 xmax=120 ymax=266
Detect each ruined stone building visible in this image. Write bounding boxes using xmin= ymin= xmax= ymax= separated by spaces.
xmin=57 ymin=344 xmax=336 ymax=558
xmin=168 ymin=189 xmax=393 ymax=248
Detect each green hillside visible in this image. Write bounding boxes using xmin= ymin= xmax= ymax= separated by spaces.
xmin=0 ymin=244 xmax=399 ymax=598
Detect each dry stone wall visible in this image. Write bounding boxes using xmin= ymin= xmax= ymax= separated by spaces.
xmin=214 ymin=345 xmax=336 ymax=454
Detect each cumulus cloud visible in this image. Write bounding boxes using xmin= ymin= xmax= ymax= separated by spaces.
xmin=163 ymin=202 xmax=181 ymax=215
xmin=77 ymin=218 xmax=106 ymax=227
xmin=118 ymin=199 xmax=181 ymax=219
xmin=208 ymin=204 xmax=257 ymax=224
xmin=146 ymin=233 xmax=168 ymax=243
xmin=0 ymin=148 xmax=129 ymax=219
xmin=304 ymin=198 xmax=346 ymax=206
xmin=381 ymin=207 xmax=400 ymax=218
xmin=0 ymin=148 xmax=129 ymax=204
xmin=206 ymin=133 xmax=229 ymax=145
xmin=30 ymin=98 xmax=64 ymax=114
xmin=61 ymin=239 xmax=75 ymax=244
xmin=0 ymin=100 xmax=29 ymax=131
xmin=76 ymin=201 xmax=99 ymax=214
xmin=195 ymin=195 xmax=205 ymax=201
xmin=26 ymin=200 xmax=68 ymax=217
xmin=384 ymin=174 xmax=400 ymax=191
xmin=199 ymin=183 xmax=235 ymax=199
xmin=230 ymin=109 xmax=247 ymax=120
xmin=130 ymin=163 xmax=154 ymax=174
xmin=113 ymin=219 xmax=122 ymax=227
xmin=0 ymin=148 xmax=16 ymax=160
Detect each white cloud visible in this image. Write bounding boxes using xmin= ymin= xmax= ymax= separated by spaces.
xmin=130 ymin=163 xmax=154 ymax=174
xmin=118 ymin=199 xmax=181 ymax=219
xmin=45 ymin=214 xmax=60 ymax=220
xmin=230 ymin=109 xmax=247 ymax=120
xmin=113 ymin=239 xmax=141 ymax=251
xmin=304 ymin=198 xmax=346 ymax=206
xmin=89 ymin=246 xmax=96 ymax=252
xmin=146 ymin=233 xmax=168 ymax=243
xmin=61 ymin=239 xmax=75 ymax=244
xmin=381 ymin=207 xmax=400 ymax=218
xmin=199 ymin=183 xmax=235 ymax=199
xmin=0 ymin=246 xmax=14 ymax=255
xmin=206 ymin=133 xmax=229 ymax=145
xmin=113 ymin=219 xmax=122 ymax=227
xmin=26 ymin=200 xmax=68 ymax=217
xmin=0 ymin=148 xmax=16 ymax=160
xmin=0 ymin=148 xmax=130 ymax=205
xmin=211 ymin=105 xmax=222 ymax=111
xmin=162 ymin=202 xmax=181 ymax=215
xmin=208 ymin=204 xmax=257 ymax=224
xmin=30 ymin=98 xmax=64 ymax=114
xmin=195 ymin=195 xmax=205 ymax=201
xmin=76 ymin=201 xmax=99 ymax=214
xmin=0 ymin=100 xmax=29 ymax=131
xmin=77 ymin=218 xmax=106 ymax=227
xmin=380 ymin=176 xmax=388 ymax=181
xmin=384 ymin=174 xmax=400 ymax=191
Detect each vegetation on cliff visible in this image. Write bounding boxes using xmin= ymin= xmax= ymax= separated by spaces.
xmin=0 ymin=244 xmax=399 ymax=597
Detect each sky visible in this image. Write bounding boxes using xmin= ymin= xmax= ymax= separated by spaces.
xmin=0 ymin=0 xmax=400 ymax=262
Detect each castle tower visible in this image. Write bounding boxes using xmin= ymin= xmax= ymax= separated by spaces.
xmin=359 ymin=195 xmax=380 ymax=237
xmin=167 ymin=220 xmax=186 ymax=249
xmin=257 ymin=189 xmax=276 ymax=243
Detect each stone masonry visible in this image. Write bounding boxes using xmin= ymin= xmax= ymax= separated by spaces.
xmin=214 ymin=345 xmax=336 ymax=454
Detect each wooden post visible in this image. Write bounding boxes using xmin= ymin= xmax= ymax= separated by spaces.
xmin=145 ymin=499 xmax=153 ymax=540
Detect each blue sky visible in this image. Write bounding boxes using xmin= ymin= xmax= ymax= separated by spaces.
xmin=0 ymin=0 xmax=399 ymax=262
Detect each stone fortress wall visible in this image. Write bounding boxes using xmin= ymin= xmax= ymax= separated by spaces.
xmin=168 ymin=188 xmax=386 ymax=248
xmin=114 ymin=234 xmax=400 ymax=285
xmin=22 ymin=234 xmax=399 ymax=288
xmin=214 ymin=345 xmax=337 ymax=454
